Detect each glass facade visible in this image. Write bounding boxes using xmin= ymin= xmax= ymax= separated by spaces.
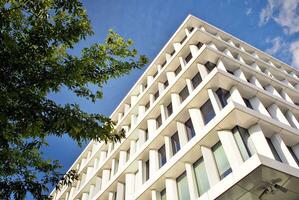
xmin=200 ymin=100 xmax=216 ymax=125
xmin=185 ymin=53 xmax=193 ymax=63
xmin=216 ymin=88 xmax=230 ymax=108
xmin=160 ymin=188 xmax=166 ymax=200
xmin=177 ymin=172 xmax=190 ymax=200
xmin=171 ymin=132 xmax=181 ymax=155
xmin=212 ymin=142 xmax=232 ymax=179
xmin=175 ymin=65 xmax=182 ymax=76
xmin=191 ymin=72 xmax=202 ymax=89
xmin=156 ymin=115 xmax=162 ymax=128
xmin=193 ymin=157 xmax=210 ymax=195
xmin=204 ymin=61 xmax=216 ymax=72
xmin=179 ymin=86 xmax=189 ymax=102
xmin=158 ymin=145 xmax=167 ymax=167
xmin=167 ymin=102 xmax=173 ymax=118
xmin=185 ymin=118 xmax=195 ymax=140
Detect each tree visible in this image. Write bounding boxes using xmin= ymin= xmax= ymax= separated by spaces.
xmin=0 ymin=0 xmax=148 ymax=199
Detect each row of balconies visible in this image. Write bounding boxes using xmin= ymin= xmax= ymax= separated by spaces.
xmin=53 ymin=54 xmax=299 ymax=199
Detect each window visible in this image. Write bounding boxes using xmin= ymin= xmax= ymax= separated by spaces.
xmin=145 ymin=160 xmax=150 ymax=181
xmin=200 ymin=100 xmax=216 ymax=125
xmin=185 ymin=53 xmax=193 ymax=64
xmin=113 ymin=159 xmax=119 ymax=175
xmin=232 ymin=126 xmax=256 ymax=161
xmin=226 ymin=69 xmax=234 ymax=75
xmin=175 ymin=65 xmax=182 ymax=76
xmin=191 ymin=72 xmax=202 ymax=89
xmin=212 ymin=142 xmax=232 ymax=179
xmin=180 ymin=35 xmax=187 ymax=44
xmin=188 ymin=27 xmax=194 ymax=32
xmin=287 ymin=146 xmax=299 ymax=165
xmin=161 ymin=60 xmax=167 ymax=68
xmin=156 ymin=115 xmax=162 ymax=128
xmin=216 ymin=88 xmax=230 ymax=108
xmin=171 ymin=132 xmax=181 ymax=155
xmin=158 ymin=145 xmax=167 ymax=167
xmin=170 ymin=49 xmax=175 ymax=56
xmin=145 ymin=101 xmax=150 ymax=111
xmin=160 ymin=188 xmax=166 ymax=200
xmin=196 ymin=42 xmax=203 ymax=49
xmin=145 ymin=129 xmax=149 ymax=141
xmin=243 ymin=98 xmax=253 ymax=109
xmin=179 ymin=86 xmax=189 ymax=102
xmin=185 ymin=118 xmax=195 ymax=140
xmin=193 ymin=157 xmax=210 ymax=195
xmin=154 ymin=90 xmax=159 ymax=101
xmin=126 ymin=147 xmax=131 ymax=162
xmin=177 ymin=172 xmax=190 ymax=200
xmin=167 ymin=102 xmax=173 ymax=118
xmin=266 ymin=138 xmax=282 ymax=162
xmin=153 ymin=70 xmax=158 ymax=78
xmin=204 ymin=61 xmax=216 ymax=72
xmin=163 ymin=79 xmax=169 ymax=88
xmin=144 ymin=83 xmax=148 ymax=89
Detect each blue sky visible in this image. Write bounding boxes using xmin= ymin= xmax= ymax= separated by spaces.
xmin=44 ymin=0 xmax=299 ymax=193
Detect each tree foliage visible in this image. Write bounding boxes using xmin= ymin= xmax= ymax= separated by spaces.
xmin=0 ymin=0 xmax=148 ymax=199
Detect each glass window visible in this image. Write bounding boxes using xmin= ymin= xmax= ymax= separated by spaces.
xmin=266 ymin=138 xmax=282 ymax=162
xmin=171 ymin=132 xmax=181 ymax=155
xmin=161 ymin=60 xmax=167 ymax=68
xmin=175 ymin=65 xmax=182 ymax=76
xmin=145 ymin=129 xmax=149 ymax=141
xmin=126 ymin=147 xmax=130 ymax=162
xmin=216 ymin=88 xmax=230 ymax=108
xmin=191 ymin=72 xmax=202 ymax=89
xmin=153 ymin=71 xmax=158 ymax=78
xmin=170 ymin=49 xmax=175 ymax=56
xmin=160 ymin=188 xmax=166 ymax=200
xmin=164 ymin=79 xmax=169 ymax=89
xmin=145 ymin=101 xmax=150 ymax=111
xmin=212 ymin=142 xmax=232 ymax=179
xmin=243 ymin=98 xmax=253 ymax=109
xmin=193 ymin=157 xmax=210 ymax=195
xmin=232 ymin=126 xmax=256 ymax=161
xmin=200 ymin=100 xmax=216 ymax=125
xmin=156 ymin=115 xmax=162 ymax=128
xmin=287 ymin=146 xmax=299 ymax=165
xmin=154 ymin=90 xmax=159 ymax=101
xmin=196 ymin=42 xmax=203 ymax=49
xmin=204 ymin=61 xmax=216 ymax=72
xmin=158 ymin=145 xmax=167 ymax=167
xmin=185 ymin=53 xmax=193 ymax=64
xmin=114 ymin=159 xmax=119 ymax=175
xmin=177 ymin=172 xmax=190 ymax=200
xmin=145 ymin=159 xmax=149 ymax=181
xmin=180 ymin=35 xmax=187 ymax=44
xmin=185 ymin=118 xmax=195 ymax=140
xmin=179 ymin=86 xmax=189 ymax=102
xmin=167 ymin=102 xmax=173 ymax=118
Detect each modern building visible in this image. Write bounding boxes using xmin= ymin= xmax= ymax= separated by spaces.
xmin=51 ymin=15 xmax=299 ymax=200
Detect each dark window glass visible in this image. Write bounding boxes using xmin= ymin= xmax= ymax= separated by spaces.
xmin=145 ymin=160 xmax=149 ymax=181
xmin=164 ymin=79 xmax=169 ymax=88
xmin=160 ymin=188 xmax=166 ymax=200
xmin=212 ymin=142 xmax=232 ymax=179
xmin=161 ymin=60 xmax=167 ymax=68
xmin=145 ymin=129 xmax=149 ymax=141
xmin=288 ymin=146 xmax=299 ymax=165
xmin=266 ymin=138 xmax=282 ymax=162
xmin=167 ymin=102 xmax=173 ymax=117
xmin=193 ymin=157 xmax=210 ymax=195
xmin=196 ymin=42 xmax=203 ymax=49
xmin=156 ymin=115 xmax=162 ymax=128
xmin=176 ymin=172 xmax=190 ymax=200
xmin=226 ymin=69 xmax=234 ymax=75
xmin=126 ymin=147 xmax=130 ymax=162
xmin=158 ymin=145 xmax=167 ymax=167
xmin=200 ymin=100 xmax=216 ymax=125
xmin=153 ymin=71 xmax=158 ymax=78
xmin=145 ymin=101 xmax=150 ymax=110
xmin=243 ymin=98 xmax=253 ymax=109
xmin=154 ymin=90 xmax=159 ymax=101
xmin=171 ymin=132 xmax=181 ymax=155
xmin=175 ymin=65 xmax=182 ymax=76
xmin=188 ymin=27 xmax=194 ymax=32
xmin=191 ymin=72 xmax=202 ymax=89
xmin=185 ymin=118 xmax=195 ymax=140
xmin=185 ymin=53 xmax=193 ymax=63
xmin=216 ymin=88 xmax=230 ymax=108
xmin=179 ymin=86 xmax=189 ymax=102
xmin=180 ymin=35 xmax=187 ymax=44
xmin=204 ymin=61 xmax=216 ymax=72
xmin=170 ymin=50 xmax=175 ymax=56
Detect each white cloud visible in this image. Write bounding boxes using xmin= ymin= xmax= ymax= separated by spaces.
xmin=265 ymin=37 xmax=287 ymax=55
xmin=246 ymin=8 xmax=252 ymax=16
xmin=259 ymin=0 xmax=299 ymax=34
xmin=290 ymin=40 xmax=299 ymax=68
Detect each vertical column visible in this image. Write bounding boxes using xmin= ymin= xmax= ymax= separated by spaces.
xmin=270 ymin=134 xmax=298 ymax=167
xmin=131 ymin=95 xmax=138 ymax=105
xmin=190 ymin=45 xmax=198 ymax=57
xmin=158 ymin=82 xmax=165 ymax=95
xmin=130 ymin=140 xmax=136 ymax=157
xmin=234 ymin=69 xmax=247 ymax=82
xmin=185 ymin=163 xmax=199 ymax=200
xmin=267 ymin=104 xmax=290 ymax=126
xmin=186 ymin=78 xmax=194 ymax=93
xmin=89 ymin=184 xmax=95 ymax=199
xmin=147 ymin=75 xmax=154 ymax=86
xmin=285 ymin=110 xmax=299 ymax=129
xmin=188 ymin=108 xmax=205 ymax=136
xmin=119 ymin=151 xmax=127 ymax=168
xmin=125 ymin=173 xmax=135 ymax=200
xmin=251 ymin=63 xmax=262 ymax=72
xmin=149 ymin=149 xmax=159 ymax=178
xmin=171 ymin=93 xmax=181 ymax=112
xmin=138 ymin=105 xmax=146 ymax=120
xmin=197 ymin=63 xmax=209 ymax=79
xmin=94 ymin=176 xmax=102 ymax=194
xmin=86 ymin=166 xmax=94 ymax=180
xmin=108 ymin=192 xmax=115 ymax=200
xmin=136 ymin=160 xmax=145 ymax=189
xmin=280 ymin=90 xmax=294 ymax=104
xmin=216 ymin=59 xmax=227 ymax=72
xmin=249 ymin=96 xmax=271 ymax=117
xmin=147 ymin=119 xmax=157 ymax=139
xmin=81 ymin=192 xmax=89 ymax=200
xmin=111 ymin=158 xmax=118 ymax=175
xmin=173 ymin=43 xmax=181 ymax=52
xmin=160 ymin=105 xmax=167 ymax=122
xmin=118 ymin=113 xmax=123 ymax=124
xmin=166 ymin=72 xmax=176 ymax=85
xmin=151 ymin=190 xmax=161 ymax=200
xmin=102 ymin=169 xmax=111 ymax=187
xmin=177 ymin=121 xmax=188 ymax=146
xmin=237 ymin=54 xmax=246 ymax=64
xmin=208 ymin=88 xmax=222 ymax=113
xmin=248 ymin=124 xmax=275 ymax=159
xmin=201 ymin=146 xmax=220 ymax=186
xmin=249 ymin=76 xmax=264 ymax=89
xmin=291 ymin=144 xmax=299 ymax=161
xmin=124 ymin=104 xmax=130 ymax=114
xmin=229 ymin=86 xmax=246 ymax=106
xmin=139 ymin=84 xmax=144 ymax=94
xmin=165 ymin=178 xmax=179 ymax=200
xmin=149 ymin=94 xmax=155 ymax=106
xmin=164 ymin=136 xmax=173 ymax=160
xmin=116 ymin=182 xmax=125 ymax=200
xmin=265 ymin=85 xmax=281 ymax=98
xmin=218 ymin=130 xmax=244 ymax=171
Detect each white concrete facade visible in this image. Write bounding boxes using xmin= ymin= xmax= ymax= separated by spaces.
xmin=51 ymin=15 xmax=299 ymax=200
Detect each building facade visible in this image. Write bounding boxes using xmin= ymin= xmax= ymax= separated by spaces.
xmin=51 ymin=15 xmax=299 ymax=200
